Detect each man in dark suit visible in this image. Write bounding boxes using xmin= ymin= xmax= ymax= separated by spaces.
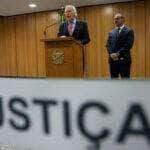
xmin=58 ymin=5 xmax=90 ymax=45
xmin=106 ymin=13 xmax=134 ymax=79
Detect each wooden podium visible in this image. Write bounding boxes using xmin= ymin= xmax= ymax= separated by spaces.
xmin=42 ymin=37 xmax=84 ymax=77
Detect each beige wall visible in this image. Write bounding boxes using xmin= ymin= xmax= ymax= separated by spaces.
xmin=0 ymin=0 xmax=149 ymax=78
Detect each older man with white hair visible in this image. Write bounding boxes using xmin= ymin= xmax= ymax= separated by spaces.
xmin=58 ymin=5 xmax=90 ymax=45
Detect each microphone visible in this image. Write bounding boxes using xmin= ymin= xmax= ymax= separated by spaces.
xmin=43 ymin=7 xmax=65 ymax=38
xmin=43 ymin=21 xmax=60 ymax=39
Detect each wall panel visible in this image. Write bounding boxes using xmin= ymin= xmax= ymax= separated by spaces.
xmin=15 ymin=14 xmax=38 ymax=77
xmin=145 ymin=0 xmax=150 ymax=77
xmin=85 ymin=5 xmax=113 ymax=77
xmin=0 ymin=16 xmax=17 ymax=76
xmin=35 ymin=12 xmax=47 ymax=77
xmin=0 ymin=17 xmax=5 ymax=76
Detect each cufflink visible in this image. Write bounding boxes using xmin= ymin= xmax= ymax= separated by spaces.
xmin=120 ymin=57 xmax=124 ymax=60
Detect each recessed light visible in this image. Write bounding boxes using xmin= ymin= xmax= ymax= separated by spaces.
xmin=29 ymin=3 xmax=37 ymax=8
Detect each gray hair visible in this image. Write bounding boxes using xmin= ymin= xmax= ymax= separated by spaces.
xmin=65 ymin=5 xmax=77 ymax=17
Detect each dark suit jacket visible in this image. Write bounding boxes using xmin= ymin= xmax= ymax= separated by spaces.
xmin=58 ymin=20 xmax=90 ymax=45
xmin=106 ymin=25 xmax=134 ymax=63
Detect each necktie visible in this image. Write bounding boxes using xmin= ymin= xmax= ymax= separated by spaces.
xmin=68 ymin=23 xmax=74 ymax=36
xmin=116 ymin=27 xmax=120 ymax=38
xmin=118 ymin=27 xmax=121 ymax=34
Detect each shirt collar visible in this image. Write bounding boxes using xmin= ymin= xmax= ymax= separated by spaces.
xmin=119 ymin=24 xmax=125 ymax=30
xmin=116 ymin=24 xmax=124 ymax=30
xmin=68 ymin=18 xmax=76 ymax=24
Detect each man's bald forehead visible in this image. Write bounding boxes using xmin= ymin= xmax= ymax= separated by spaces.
xmin=114 ymin=13 xmax=124 ymax=19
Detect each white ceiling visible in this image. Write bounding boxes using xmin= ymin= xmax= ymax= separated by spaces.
xmin=0 ymin=0 xmax=135 ymax=16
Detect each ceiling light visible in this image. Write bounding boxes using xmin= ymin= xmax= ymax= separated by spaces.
xmin=29 ymin=3 xmax=37 ymax=8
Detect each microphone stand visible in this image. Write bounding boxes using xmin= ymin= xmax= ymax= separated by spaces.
xmin=43 ymin=22 xmax=59 ymax=39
